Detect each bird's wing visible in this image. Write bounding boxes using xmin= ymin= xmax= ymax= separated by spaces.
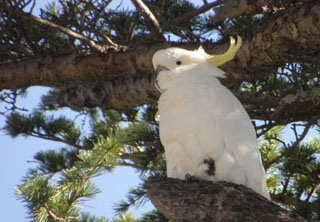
xmin=218 ymin=89 xmax=268 ymax=193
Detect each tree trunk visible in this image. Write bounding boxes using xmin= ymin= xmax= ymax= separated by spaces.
xmin=146 ymin=177 xmax=307 ymax=222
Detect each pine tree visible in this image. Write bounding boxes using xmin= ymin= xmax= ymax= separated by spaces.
xmin=0 ymin=0 xmax=320 ymax=221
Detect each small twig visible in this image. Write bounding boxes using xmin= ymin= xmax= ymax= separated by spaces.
xmin=166 ymin=1 xmax=220 ymax=27
xmin=129 ymin=13 xmax=139 ymax=41
xmin=291 ymin=123 xmax=299 ymax=141
xmin=44 ymin=203 xmax=66 ymax=222
xmin=160 ymin=0 xmax=166 ymax=13
xmin=21 ymin=130 xmax=84 ymax=150
xmin=255 ymin=120 xmax=273 ymax=131
xmin=264 ymin=122 xmax=314 ymax=169
xmin=290 ymin=122 xmax=312 ymax=148
xmin=169 ymin=26 xmax=200 ymax=42
xmin=305 ymin=185 xmax=317 ymax=202
xmin=28 ymin=0 xmax=36 ymax=14
xmin=0 ymin=90 xmax=29 ymax=114
xmin=269 ymin=136 xmax=288 ymax=149
xmin=202 ymin=0 xmax=209 ymax=5
xmin=210 ymin=0 xmax=302 ymax=23
xmin=9 ymin=8 xmax=107 ymax=52
xmin=280 ymin=173 xmax=293 ymax=196
xmin=118 ymin=160 xmax=139 ymax=169
xmin=131 ymin=0 xmax=164 ymax=38
xmin=21 ymin=0 xmax=33 ymax=9
xmin=97 ymin=32 xmax=121 ymax=48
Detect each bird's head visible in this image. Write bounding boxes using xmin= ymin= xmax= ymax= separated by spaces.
xmin=152 ymin=36 xmax=242 ymax=92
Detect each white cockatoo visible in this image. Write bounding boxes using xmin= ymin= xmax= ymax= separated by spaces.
xmin=152 ymin=36 xmax=270 ymax=200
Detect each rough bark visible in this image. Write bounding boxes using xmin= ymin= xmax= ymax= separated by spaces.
xmin=43 ymin=74 xmax=160 ymax=111
xmin=221 ymin=0 xmax=320 ymax=79
xmin=211 ymin=0 xmax=306 ymax=23
xmin=0 ymin=46 xmax=159 ymax=90
xmin=146 ymin=177 xmax=307 ymax=222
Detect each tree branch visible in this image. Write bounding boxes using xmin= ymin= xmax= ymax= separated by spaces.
xmin=0 ymin=54 xmax=78 ymax=90
xmin=166 ymin=1 xmax=220 ymax=26
xmin=44 ymin=203 xmax=66 ymax=222
xmin=210 ymin=0 xmax=307 ymax=23
xmin=264 ymin=122 xmax=314 ymax=169
xmin=42 ymin=74 xmax=160 ymax=111
xmin=131 ymin=0 xmax=164 ymax=39
xmin=212 ymin=1 xmax=320 ymax=81
xmin=146 ymin=177 xmax=307 ymax=222
xmin=234 ymin=91 xmax=279 ymax=109
xmin=6 ymin=7 xmax=107 ymax=52
xmin=0 ymin=40 xmax=175 ymax=91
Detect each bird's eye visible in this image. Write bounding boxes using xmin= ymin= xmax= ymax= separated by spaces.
xmin=176 ymin=61 xmax=182 ymax=65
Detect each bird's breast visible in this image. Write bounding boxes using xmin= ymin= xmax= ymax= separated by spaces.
xmin=158 ymin=80 xmax=212 ymax=109
xmin=157 ymin=82 xmax=216 ymax=142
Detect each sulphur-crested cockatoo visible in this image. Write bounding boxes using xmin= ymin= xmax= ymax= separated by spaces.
xmin=152 ymin=36 xmax=270 ymax=200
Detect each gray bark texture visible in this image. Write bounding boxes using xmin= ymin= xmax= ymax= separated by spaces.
xmin=146 ymin=177 xmax=307 ymax=222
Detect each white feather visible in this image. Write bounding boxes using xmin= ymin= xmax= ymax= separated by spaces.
xmin=152 ymin=47 xmax=270 ymax=200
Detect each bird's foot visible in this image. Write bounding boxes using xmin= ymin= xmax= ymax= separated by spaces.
xmin=184 ymin=173 xmax=200 ymax=182
xmin=203 ymin=158 xmax=216 ymax=176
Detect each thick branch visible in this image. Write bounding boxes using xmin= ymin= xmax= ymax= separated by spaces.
xmin=43 ymin=74 xmax=160 ymax=111
xmin=0 ymin=54 xmax=77 ymax=90
xmin=0 ymin=43 xmax=162 ymax=90
xmin=213 ymin=0 xmax=320 ymax=78
xmin=211 ymin=0 xmax=307 ymax=23
xmin=146 ymin=177 xmax=307 ymax=222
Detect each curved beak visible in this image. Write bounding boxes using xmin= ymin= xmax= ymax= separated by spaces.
xmin=154 ymin=65 xmax=169 ymax=92
xmin=206 ymin=36 xmax=242 ymax=67
xmin=155 ymin=65 xmax=169 ymax=73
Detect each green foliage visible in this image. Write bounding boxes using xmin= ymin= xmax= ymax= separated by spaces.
xmin=34 ymin=148 xmax=79 ymax=174
xmin=16 ymin=124 xmax=125 ymax=221
xmin=259 ymin=126 xmax=283 ymax=169
xmin=79 ymin=210 xmax=167 ymax=222
xmin=113 ymin=181 xmax=147 ymax=214
xmin=259 ymin=127 xmax=320 ymax=221
xmin=135 ymin=209 xmax=168 ymax=222
xmin=10 ymin=104 xmax=165 ymax=221
xmin=146 ymin=0 xmax=198 ymax=25
xmin=6 ymin=112 xmax=81 ymax=147
xmin=79 ymin=212 xmax=108 ymax=222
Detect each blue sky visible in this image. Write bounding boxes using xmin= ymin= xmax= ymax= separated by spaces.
xmin=0 ymin=86 xmax=154 ymax=221
xmin=1 ymin=1 xmax=318 ymax=221
xmin=0 ymin=0 xmax=147 ymax=220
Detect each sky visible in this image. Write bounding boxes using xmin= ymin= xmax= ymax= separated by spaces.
xmin=1 ymin=1 xmax=319 ymax=221
xmin=0 ymin=86 xmax=155 ymax=221
xmin=0 ymin=1 xmax=146 ymax=221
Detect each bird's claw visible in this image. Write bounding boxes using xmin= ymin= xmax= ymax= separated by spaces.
xmin=184 ymin=173 xmax=200 ymax=182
